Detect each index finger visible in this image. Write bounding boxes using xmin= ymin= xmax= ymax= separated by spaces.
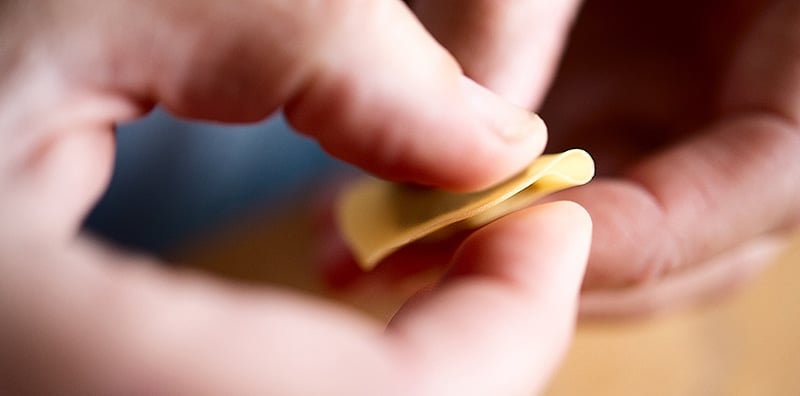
xmin=2 ymin=0 xmax=546 ymax=192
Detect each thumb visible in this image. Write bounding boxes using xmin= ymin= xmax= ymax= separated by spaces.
xmin=387 ymin=201 xmax=592 ymax=395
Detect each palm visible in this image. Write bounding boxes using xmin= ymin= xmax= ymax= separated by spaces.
xmin=321 ymin=0 xmax=799 ymax=313
xmin=541 ymin=0 xmax=800 ymax=290
xmin=546 ymin=0 xmax=745 ymax=171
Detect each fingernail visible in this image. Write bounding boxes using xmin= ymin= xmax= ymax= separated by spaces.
xmin=461 ymin=76 xmax=547 ymax=141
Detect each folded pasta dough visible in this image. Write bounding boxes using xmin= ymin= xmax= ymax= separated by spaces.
xmin=337 ymin=149 xmax=595 ymax=270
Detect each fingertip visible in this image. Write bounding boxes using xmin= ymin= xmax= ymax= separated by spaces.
xmin=451 ymin=201 xmax=592 ymax=289
xmin=286 ymin=70 xmax=548 ymax=193
xmin=386 ymin=201 xmax=593 ymax=395
xmin=536 ymin=200 xmax=593 ymax=240
xmin=445 ymin=77 xmax=549 ymax=191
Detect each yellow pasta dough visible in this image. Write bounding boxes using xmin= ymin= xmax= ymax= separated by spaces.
xmin=337 ymin=149 xmax=595 ymax=270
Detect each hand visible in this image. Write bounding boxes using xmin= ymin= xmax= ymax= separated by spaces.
xmin=396 ymin=0 xmax=800 ymax=317
xmin=0 ymin=0 xmax=591 ymax=394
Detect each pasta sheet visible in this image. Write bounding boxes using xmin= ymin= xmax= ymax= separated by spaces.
xmin=337 ymin=149 xmax=595 ymax=270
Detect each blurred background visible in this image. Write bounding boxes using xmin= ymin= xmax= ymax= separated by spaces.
xmin=84 ymin=109 xmax=345 ymax=254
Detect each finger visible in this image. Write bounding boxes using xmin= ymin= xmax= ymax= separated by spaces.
xmin=2 ymin=202 xmax=590 ymax=395
xmin=411 ymin=0 xmax=582 ymax=108
xmin=547 ymin=115 xmax=800 ymax=289
xmin=17 ymin=0 xmax=546 ymax=192
xmin=579 ymin=231 xmax=793 ymax=319
xmin=387 ymin=201 xmax=592 ymax=395
xmin=548 ymin=0 xmax=800 ymax=289
xmin=0 ymin=115 xmax=120 ymax=243
xmin=0 ymin=240 xmax=397 ymax=395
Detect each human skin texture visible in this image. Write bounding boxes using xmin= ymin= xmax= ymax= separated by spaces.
xmin=324 ymin=0 xmax=800 ymax=318
xmin=0 ymin=0 xmax=592 ymax=394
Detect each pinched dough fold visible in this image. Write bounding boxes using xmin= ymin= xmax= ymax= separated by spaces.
xmin=337 ymin=149 xmax=595 ymax=270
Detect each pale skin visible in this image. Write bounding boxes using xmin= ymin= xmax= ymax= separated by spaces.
xmin=325 ymin=0 xmax=800 ymax=318
xmin=0 ymin=0 xmax=591 ymax=395
xmin=3 ymin=0 xmax=798 ymax=393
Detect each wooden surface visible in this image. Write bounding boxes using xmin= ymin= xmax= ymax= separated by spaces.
xmin=547 ymin=238 xmax=800 ymax=396
xmin=178 ymin=203 xmax=800 ymax=396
